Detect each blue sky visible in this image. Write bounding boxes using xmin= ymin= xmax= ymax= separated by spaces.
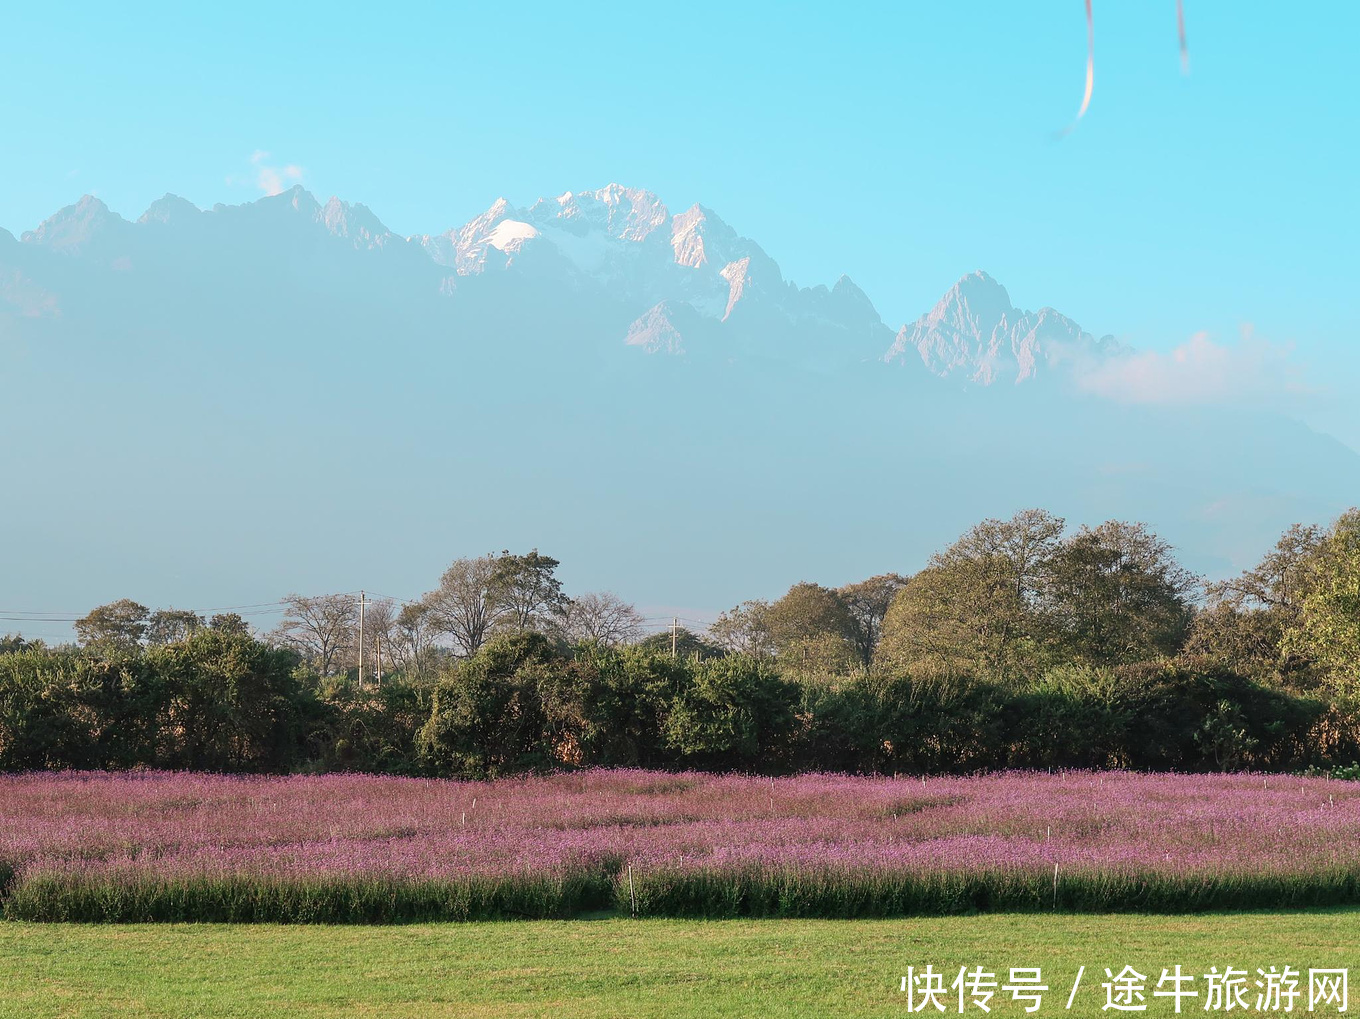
xmin=3 ymin=1 xmax=1355 ymax=342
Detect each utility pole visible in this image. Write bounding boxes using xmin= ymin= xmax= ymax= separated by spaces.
xmin=671 ymin=616 xmax=677 ymax=659
xmin=358 ymin=590 xmax=365 ymax=691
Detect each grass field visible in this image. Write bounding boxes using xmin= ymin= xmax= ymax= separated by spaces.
xmin=2 ymin=912 xmax=1358 ymax=1018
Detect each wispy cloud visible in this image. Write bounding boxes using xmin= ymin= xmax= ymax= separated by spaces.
xmin=1073 ymin=326 xmax=1311 ymax=407
xmin=236 ymin=150 xmax=304 ymax=196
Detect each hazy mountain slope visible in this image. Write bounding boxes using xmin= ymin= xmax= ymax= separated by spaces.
xmin=1 ymin=186 xmax=1356 ymax=619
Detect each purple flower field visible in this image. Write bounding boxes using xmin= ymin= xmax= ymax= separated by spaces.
xmin=3 ymin=770 xmax=1359 ymax=921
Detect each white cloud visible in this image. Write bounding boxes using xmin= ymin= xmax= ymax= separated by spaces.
xmin=1073 ymin=326 xmax=1311 ymax=406
xmin=245 ymin=150 xmax=304 ymax=196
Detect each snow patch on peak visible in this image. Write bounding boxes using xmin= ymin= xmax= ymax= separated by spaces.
xmin=485 ymin=219 xmax=539 ymax=253
xmin=670 ymin=203 xmax=738 ymax=269
xmin=719 ymin=257 xmax=753 ymax=321
xmin=529 ymin=184 xmax=669 ymax=242
xmin=419 ymin=196 xmax=529 ymax=273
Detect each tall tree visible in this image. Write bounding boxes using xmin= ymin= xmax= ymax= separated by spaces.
xmin=488 ymin=549 xmax=567 ymax=632
xmin=391 ymin=600 xmax=440 ymax=677
xmin=145 ymin=608 xmax=205 ymax=645
xmin=425 ymin=555 xmax=499 ymax=656
xmin=837 ymin=573 xmax=908 ymax=666
xmin=1282 ymin=509 xmax=1360 ymax=678
xmin=708 ymin=599 xmax=775 ymax=658
xmin=1187 ymin=522 xmax=1326 ymax=676
xmin=74 ymin=599 xmax=150 ymax=650
xmin=208 ymin=612 xmax=251 ymax=636
xmin=1211 ymin=522 xmax=1326 ymax=614
xmin=877 ymin=566 xmax=1018 ymax=677
xmin=275 ymin=593 xmax=358 ymax=676
xmin=763 ymin=582 xmax=858 ymax=673
xmin=877 ymin=510 xmax=1065 ymax=679
xmin=1042 ymin=520 xmax=1198 ymax=665
xmin=555 ymin=591 xmax=645 ymax=646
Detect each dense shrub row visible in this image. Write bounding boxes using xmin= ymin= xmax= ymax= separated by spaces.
xmin=5 ymin=870 xmax=616 ymax=923
xmin=11 ymin=864 xmax=1360 ymax=923
xmin=0 ymin=629 xmax=1352 ymax=777
xmin=624 ymin=865 xmax=1360 ymax=919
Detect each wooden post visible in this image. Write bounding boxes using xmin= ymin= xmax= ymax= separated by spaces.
xmin=358 ymin=590 xmax=366 ymax=690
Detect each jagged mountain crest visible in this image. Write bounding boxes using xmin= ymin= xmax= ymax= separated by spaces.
xmin=885 ymin=269 xmax=1119 ymax=384
xmin=409 ymin=183 xmax=881 ymax=350
xmin=318 ymin=196 xmax=397 ymax=250
xmin=22 ymin=195 xmax=132 ymax=255
xmin=527 ymin=184 xmax=669 ymax=242
xmin=138 ymin=194 xmax=202 ymax=225
xmin=10 ymin=185 xmax=1124 ymax=382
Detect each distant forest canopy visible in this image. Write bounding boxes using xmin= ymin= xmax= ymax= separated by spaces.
xmin=1 ymin=508 xmax=1357 ymax=778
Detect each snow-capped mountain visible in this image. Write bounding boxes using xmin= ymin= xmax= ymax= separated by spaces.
xmin=410 ymin=184 xmax=888 ymax=358
xmin=3 ymin=182 xmax=1357 ymax=618
xmin=885 ymin=270 xmax=1122 ymax=384
xmin=4 ymin=185 xmax=1120 ymax=382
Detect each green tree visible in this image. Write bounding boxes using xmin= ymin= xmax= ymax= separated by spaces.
xmin=416 ymin=632 xmax=558 ymax=777
xmin=1042 ymin=520 xmax=1197 ymax=666
xmin=662 ymin=656 xmax=798 ymax=770
xmin=536 ymin=644 xmax=687 ymax=767
xmin=146 ymin=608 xmax=205 ymax=645
xmin=876 ymin=510 xmax=1064 ymax=680
xmin=634 ymin=626 xmax=725 ymax=660
xmin=208 ymin=612 xmax=251 ymax=636
xmin=425 ymin=555 xmax=499 ymax=656
xmin=1283 ymin=509 xmax=1360 ymax=681
xmin=489 ymin=549 xmax=567 ymax=633
xmin=143 ymin=629 xmax=303 ymax=771
xmin=837 ymin=573 xmax=908 ymax=666
xmin=708 ymin=600 xmax=774 ymax=659
xmin=1187 ymin=522 xmax=1326 ymax=679
xmin=760 ymin=582 xmax=859 ymax=673
xmin=74 ymin=599 xmax=150 ymax=650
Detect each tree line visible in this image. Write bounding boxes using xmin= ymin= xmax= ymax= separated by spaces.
xmin=1 ymin=509 xmax=1357 ymax=777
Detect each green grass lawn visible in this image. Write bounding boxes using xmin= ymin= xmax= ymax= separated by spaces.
xmin=1 ymin=913 xmax=1357 ymax=1018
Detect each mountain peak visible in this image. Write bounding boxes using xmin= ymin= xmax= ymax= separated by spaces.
xmin=528 ymin=185 xmax=668 ymax=242
xmin=138 ymin=193 xmax=201 ymax=225
xmin=319 ymin=196 xmax=395 ymax=249
xmin=22 ymin=195 xmax=129 ymax=253
xmin=937 ymin=270 xmax=1012 ymax=319
xmin=257 ymin=184 xmax=320 ymax=217
xmin=886 ymin=272 xmax=1104 ymax=385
